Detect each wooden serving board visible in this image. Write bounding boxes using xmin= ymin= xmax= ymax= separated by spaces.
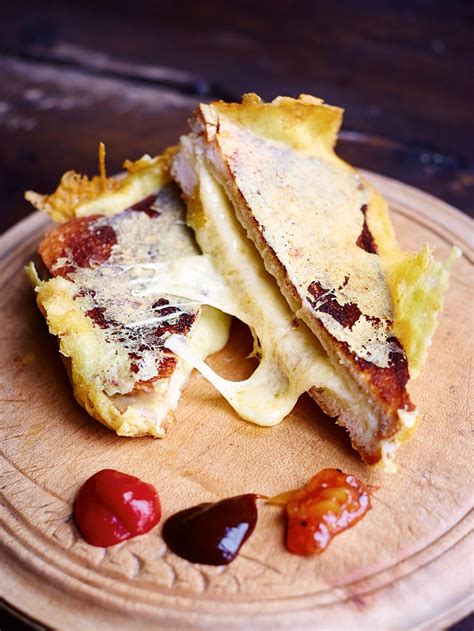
xmin=1 ymin=172 xmax=473 ymax=630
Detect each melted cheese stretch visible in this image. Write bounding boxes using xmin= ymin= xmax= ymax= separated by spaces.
xmin=132 ymin=162 xmax=366 ymax=428
xmin=140 ymin=151 xmax=422 ymax=469
xmin=134 ymin=255 xmax=323 ymax=426
xmin=27 ymin=144 xmax=433 ymax=466
xmin=109 ymin=305 xmax=229 ymax=434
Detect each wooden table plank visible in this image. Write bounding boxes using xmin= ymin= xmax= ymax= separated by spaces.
xmin=0 ymin=57 xmax=201 ymax=233
xmin=2 ymin=0 xmax=473 ymax=155
xmin=1 ymin=0 xmax=473 ymax=234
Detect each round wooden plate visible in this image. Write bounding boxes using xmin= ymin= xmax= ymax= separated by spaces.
xmin=1 ymin=172 xmax=473 ymax=630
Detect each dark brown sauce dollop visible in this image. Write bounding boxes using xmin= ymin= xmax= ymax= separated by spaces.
xmin=162 ymin=494 xmax=258 ymax=565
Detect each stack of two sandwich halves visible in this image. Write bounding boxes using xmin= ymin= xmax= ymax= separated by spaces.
xmin=26 ymin=94 xmax=457 ymax=470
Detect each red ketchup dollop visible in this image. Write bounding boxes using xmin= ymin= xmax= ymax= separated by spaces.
xmin=162 ymin=494 xmax=258 ymax=565
xmin=284 ymin=468 xmax=371 ymax=555
xmin=74 ymin=469 xmax=161 ymax=547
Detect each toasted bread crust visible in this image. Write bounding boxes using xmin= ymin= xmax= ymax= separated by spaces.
xmin=39 ymin=215 xmax=117 ymax=277
xmin=192 ymin=95 xmax=416 ymax=462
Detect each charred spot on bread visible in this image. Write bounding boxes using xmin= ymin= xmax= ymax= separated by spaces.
xmin=39 ymin=215 xmax=118 ymax=277
xmin=307 ymin=281 xmax=362 ymax=330
xmin=307 ymin=279 xmax=414 ymax=432
xmin=356 ymin=205 xmax=378 ymax=254
xmin=130 ymin=193 xmax=161 ymax=217
xmin=85 ymin=306 xmax=113 ymax=329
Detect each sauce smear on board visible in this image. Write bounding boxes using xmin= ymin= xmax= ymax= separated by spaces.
xmin=162 ymin=494 xmax=259 ymax=565
xmin=284 ymin=468 xmax=371 ymax=555
xmin=74 ymin=469 xmax=161 ymax=547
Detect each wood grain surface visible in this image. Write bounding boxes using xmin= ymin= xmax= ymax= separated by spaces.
xmin=1 ymin=1 xmax=473 ymax=627
xmin=0 ymin=172 xmax=473 ymax=630
xmin=1 ymin=0 xmax=473 ymax=236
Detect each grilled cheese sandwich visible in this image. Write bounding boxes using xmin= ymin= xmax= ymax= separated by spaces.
xmin=26 ymin=154 xmax=230 ymax=436
xmin=174 ymin=93 xmax=457 ymax=465
xmin=25 ymin=95 xmax=457 ymax=470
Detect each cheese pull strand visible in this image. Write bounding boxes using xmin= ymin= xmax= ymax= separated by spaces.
xmin=165 ymin=334 xmax=302 ymax=426
xmin=129 ymin=255 xmax=250 ymax=323
xmin=129 ymin=256 xmax=330 ymax=426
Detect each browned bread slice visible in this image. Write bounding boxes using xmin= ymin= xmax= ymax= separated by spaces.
xmin=26 ymin=155 xmax=230 ymax=436
xmin=172 ymin=136 xmax=383 ymax=445
xmin=189 ymin=94 xmax=418 ymax=464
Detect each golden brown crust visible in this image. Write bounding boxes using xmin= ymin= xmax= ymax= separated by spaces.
xmin=25 ymin=172 xmax=121 ymax=223
xmin=25 ymin=147 xmax=177 ymax=223
xmin=191 ymin=94 xmax=416 ymax=462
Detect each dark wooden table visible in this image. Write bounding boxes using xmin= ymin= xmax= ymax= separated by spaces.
xmin=1 ymin=0 xmax=473 ymax=627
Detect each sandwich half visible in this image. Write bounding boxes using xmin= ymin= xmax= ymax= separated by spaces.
xmin=25 ymin=150 xmax=230 ymax=437
xmin=173 ymin=94 xmax=457 ymax=466
xmin=170 ymin=136 xmax=381 ymax=443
